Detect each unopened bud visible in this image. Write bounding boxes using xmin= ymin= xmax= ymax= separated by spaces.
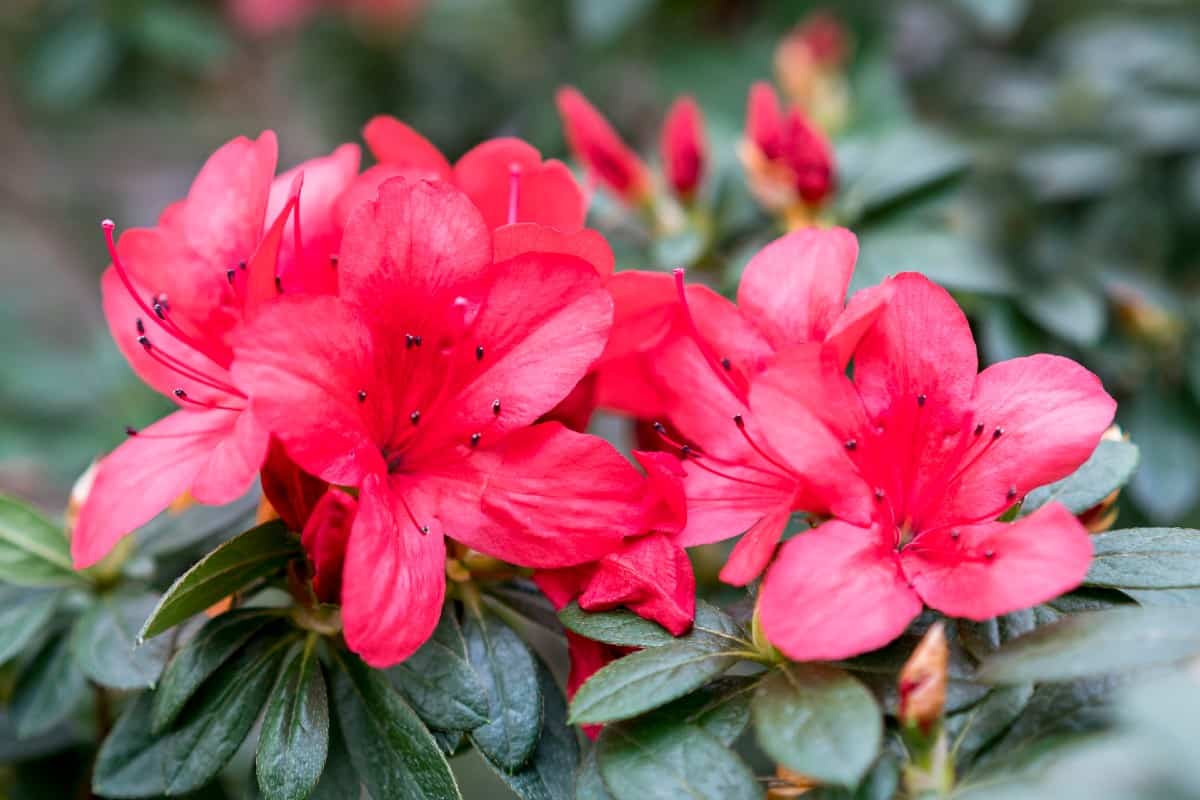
xmin=66 ymin=461 xmax=98 ymax=536
xmin=898 ymin=622 xmax=948 ymax=734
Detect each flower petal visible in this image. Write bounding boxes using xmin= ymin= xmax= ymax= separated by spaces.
xmin=902 ymin=503 xmax=1093 ymax=620
xmin=454 ymin=138 xmax=586 ymax=231
xmin=580 ymin=533 xmax=696 ymax=636
xmin=718 ymin=507 xmax=791 ymax=586
xmin=341 ymin=475 xmax=446 ymax=667
xmin=362 ymin=115 xmax=452 ymax=178
xmin=300 ymin=488 xmax=356 ymax=604
xmin=760 ymin=521 xmax=922 ymax=661
xmin=677 ymin=462 xmax=794 ymax=547
xmin=736 ymin=227 xmax=858 ymax=350
xmin=492 ymin=223 xmax=614 ymax=279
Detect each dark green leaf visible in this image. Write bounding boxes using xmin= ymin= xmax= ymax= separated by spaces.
xmin=23 ymin=14 xmax=117 ymax=111
xmin=977 ymin=608 xmax=1200 ymax=683
xmin=153 ymin=609 xmax=281 ymax=733
xmin=752 ymin=663 xmax=882 ymax=787
xmin=568 ymin=605 xmax=742 ymax=725
xmin=331 ymin=648 xmax=461 ymax=800
xmin=835 ymin=127 xmax=969 ymax=222
xmin=390 ymin=607 xmax=489 ymax=731
xmin=310 ymin=710 xmax=362 ymax=800
xmin=93 ymin=692 xmax=170 ymax=798
xmin=1018 ymin=280 xmax=1106 ymax=348
xmin=163 ymin=631 xmax=295 ymax=795
xmin=852 ymin=229 xmax=1014 ymax=296
xmin=1127 ymin=388 xmax=1200 ymax=522
xmin=431 ymin=729 xmax=466 ymax=757
xmin=257 ymin=637 xmax=329 ymax=800
xmin=0 ymin=495 xmax=82 ymax=587
xmin=71 ymin=591 xmax=170 ymax=690
xmin=1087 ymin=528 xmax=1200 ymax=589
xmin=485 ymin=663 xmax=579 ymax=800
xmin=9 ymin=633 xmax=88 ymax=739
xmin=488 ymin=581 xmax=563 ymax=633
xmin=947 ymin=685 xmax=1035 ymax=768
xmin=0 ymin=585 xmax=58 ymax=664
xmin=464 ymin=608 xmax=543 ymax=770
xmin=140 ymin=520 xmax=301 ymax=640
xmin=576 ymin=745 xmax=616 ymax=800
xmin=596 ymin=715 xmax=759 ymax=800
xmin=558 ymin=603 xmax=674 ymax=649
xmin=1024 ymin=440 xmax=1139 ymax=517
xmin=651 ymin=676 xmax=756 ymax=746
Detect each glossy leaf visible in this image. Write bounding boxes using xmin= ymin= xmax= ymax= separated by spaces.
xmin=93 ymin=691 xmax=170 ymax=798
xmin=331 ymin=649 xmax=461 ymax=800
xmin=257 ymin=637 xmax=329 ymax=800
xmin=568 ymin=605 xmax=742 ymax=725
xmin=576 ymin=746 xmax=616 ymax=800
xmin=309 ymin=711 xmax=362 ymax=800
xmin=0 ymin=495 xmax=82 ymax=587
xmin=1023 ymin=440 xmax=1139 ymax=517
xmin=486 ymin=663 xmax=579 ymax=800
xmin=153 ymin=609 xmax=282 ymax=733
xmin=390 ymin=607 xmax=489 ymax=731
xmin=835 ymin=127 xmax=969 ymax=222
xmin=1087 ymin=528 xmax=1200 ymax=589
xmin=9 ymin=632 xmax=88 ymax=739
xmin=558 ymin=602 xmax=674 ymax=649
xmin=463 ymin=608 xmax=543 ymax=771
xmin=752 ymin=663 xmax=882 ymax=787
xmin=71 ymin=591 xmax=171 ymax=690
xmin=977 ymin=608 xmax=1200 ymax=683
xmin=0 ymin=585 xmax=58 ymax=665
xmin=140 ymin=520 xmax=301 ymax=640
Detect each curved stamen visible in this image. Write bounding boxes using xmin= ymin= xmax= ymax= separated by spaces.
xmin=649 ymin=421 xmax=787 ymax=482
xmin=672 ymin=269 xmax=745 ymax=400
xmin=507 ymin=163 xmax=522 ymax=225
xmin=732 ymin=415 xmax=795 ymax=476
xmin=139 ymin=333 xmax=245 ymax=398
xmin=397 ymin=493 xmax=430 ymax=536
xmin=682 ymin=452 xmax=789 ymax=491
xmin=172 ymin=388 xmax=244 ymax=413
xmin=125 ymin=425 xmax=232 ymax=439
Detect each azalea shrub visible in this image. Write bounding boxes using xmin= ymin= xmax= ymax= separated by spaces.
xmin=4 ymin=4 xmax=1200 ymax=800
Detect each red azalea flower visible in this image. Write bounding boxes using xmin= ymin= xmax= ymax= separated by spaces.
xmin=232 ymin=178 xmax=647 ymax=666
xmin=746 ymin=273 xmax=1115 ymax=660
xmin=73 ymin=134 xmax=362 ymax=569
xmin=299 ymin=488 xmax=357 ymax=604
xmin=740 ymin=82 xmax=836 ymax=210
xmin=660 ymin=96 xmax=707 ymax=201
xmin=556 ymin=86 xmax=653 ymax=205
xmin=355 ymin=116 xmax=587 ymax=232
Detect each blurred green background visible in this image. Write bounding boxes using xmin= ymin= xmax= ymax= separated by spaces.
xmin=2 ymin=0 xmax=1199 ymax=526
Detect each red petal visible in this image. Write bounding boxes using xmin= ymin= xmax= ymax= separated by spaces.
xmin=454 ymin=138 xmax=587 ymax=231
xmin=760 ymin=521 xmax=922 ymax=661
xmin=555 ymin=86 xmax=650 ymax=202
xmin=632 ymin=451 xmax=687 ymax=535
xmin=260 ymin=439 xmax=328 ymax=533
xmin=73 ymin=409 xmax=253 ymax=568
xmin=902 ymin=503 xmax=1093 ymax=620
xmin=341 ymin=475 xmax=446 ymax=667
xmin=300 ymin=488 xmax=356 ymax=604
xmin=677 ymin=463 xmax=794 ymax=548
xmin=493 ymin=223 xmax=614 ymax=279
xmin=231 ymin=295 xmax=386 ymax=485
xmin=362 ymin=115 xmax=452 ymax=178
xmin=736 ymin=227 xmax=858 ymax=350
xmin=718 ymin=507 xmax=791 ymax=586
xmin=533 ymin=567 xmax=594 ymax=610
xmin=580 ymin=533 xmax=696 ymax=636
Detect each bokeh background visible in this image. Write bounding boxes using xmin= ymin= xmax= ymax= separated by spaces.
xmin=2 ymin=0 xmax=1200 ymax=536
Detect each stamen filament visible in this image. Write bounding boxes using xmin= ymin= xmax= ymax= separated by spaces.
xmin=672 ymin=268 xmax=745 ymax=400
xmin=507 ymin=163 xmax=522 ymax=225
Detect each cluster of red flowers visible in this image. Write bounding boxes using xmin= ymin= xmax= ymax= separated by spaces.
xmin=76 ymin=86 xmax=1115 ymax=682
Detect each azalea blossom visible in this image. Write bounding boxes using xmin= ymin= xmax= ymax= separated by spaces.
xmin=660 ymin=96 xmax=707 ymax=202
xmin=743 ymin=274 xmax=1114 ymax=660
xmin=74 ymin=133 xmax=361 ymax=569
xmin=556 ymin=86 xmax=653 ymax=206
xmin=739 ymin=81 xmax=836 ymax=215
xmin=233 ymin=178 xmax=647 ymax=666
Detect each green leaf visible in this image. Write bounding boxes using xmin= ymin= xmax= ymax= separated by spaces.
xmin=140 ymin=520 xmax=302 ymax=640
xmin=71 ymin=591 xmax=171 ymax=690
xmin=0 ymin=585 xmax=58 ymax=665
xmin=163 ymin=631 xmax=295 ymax=794
xmin=463 ymin=608 xmax=543 ymax=770
xmin=1023 ymin=440 xmax=1140 ymax=517
xmin=310 ymin=711 xmax=362 ymax=800
xmin=1127 ymin=388 xmax=1200 ymax=523
xmin=390 ymin=607 xmax=489 ymax=731
xmin=93 ymin=692 xmax=170 ymax=798
xmin=852 ymin=229 xmax=1015 ymax=297
xmin=0 ymin=495 xmax=82 ymax=587
xmin=1086 ymin=528 xmax=1200 ymax=589
xmin=947 ymin=685 xmax=1035 ymax=769
xmin=752 ymin=663 xmax=882 ymax=787
xmin=576 ymin=746 xmax=616 ymax=800
xmin=596 ymin=715 xmax=759 ymax=800
xmin=1018 ymin=280 xmax=1106 ymax=348
xmin=649 ymin=676 xmax=756 ymax=746
xmin=257 ymin=637 xmax=329 ymax=800
xmin=487 ymin=581 xmax=563 ymax=633
xmin=568 ymin=605 xmax=743 ymax=725
xmin=330 ymin=648 xmax=462 ymax=800
xmin=153 ymin=609 xmax=282 ymax=733
xmin=485 ymin=663 xmax=579 ymax=800
xmin=558 ymin=603 xmax=675 ymax=648
xmin=9 ymin=632 xmax=88 ymax=739
xmin=977 ymin=608 xmax=1200 ymax=683
xmin=835 ymin=127 xmax=969 ymax=223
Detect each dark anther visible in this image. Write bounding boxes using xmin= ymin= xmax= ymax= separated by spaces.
xmin=137 ymin=335 xmax=151 ymax=349
xmin=974 ymin=423 xmax=985 ymax=436
xmin=125 ymin=426 xmax=138 ymax=437
xmin=993 ymin=427 xmax=1004 ymax=439
xmin=226 ymin=269 xmax=236 ymax=284
xmin=420 ymin=526 xmax=430 ymax=535
xmin=410 ymin=410 xmax=421 ymax=425
xmin=174 ymin=388 xmax=187 ymax=398
xmin=917 ymin=394 xmax=927 ymax=407
xmin=476 ymin=345 xmax=485 ymax=361
xmin=274 ymin=276 xmax=283 ymax=293
xmin=406 ymin=334 xmax=415 ymax=349
xmin=680 ymin=444 xmax=692 ymax=457
xmin=1006 ymin=485 xmax=1017 ymax=500
xmin=153 ymin=302 xmax=167 ymax=319
xmin=329 ymin=255 xmax=339 ymax=267
xmin=950 ymin=529 xmax=960 ymax=540
xmin=874 ymin=488 xmax=886 ymax=501
xmin=984 ymin=549 xmax=995 ymax=559
xmin=492 ymin=399 xmax=501 ymax=415
xmin=135 ymin=318 xmax=145 ymax=335
xmin=413 ymin=335 xmax=423 ymax=347
xmin=844 ymin=439 xmax=857 ymax=451
xmin=237 ymin=260 xmax=247 ymax=270
xmin=720 ymin=357 xmax=731 ymax=371
xmin=653 ymin=421 xmax=666 ymax=432
xmin=470 ymin=433 xmax=481 ymax=447
xmin=357 ymin=390 xmax=367 ymax=402
xmin=733 ymin=414 xmax=745 ymax=428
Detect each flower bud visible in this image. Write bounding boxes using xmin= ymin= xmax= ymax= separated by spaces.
xmin=660 ymin=96 xmax=707 ymax=202
xmin=774 ymin=12 xmax=851 ymax=132
xmin=767 ymin=766 xmax=819 ymax=798
xmin=556 ymin=86 xmax=652 ymax=205
xmin=898 ymin=622 xmax=948 ymax=734
xmin=300 ymin=489 xmax=357 ymax=604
